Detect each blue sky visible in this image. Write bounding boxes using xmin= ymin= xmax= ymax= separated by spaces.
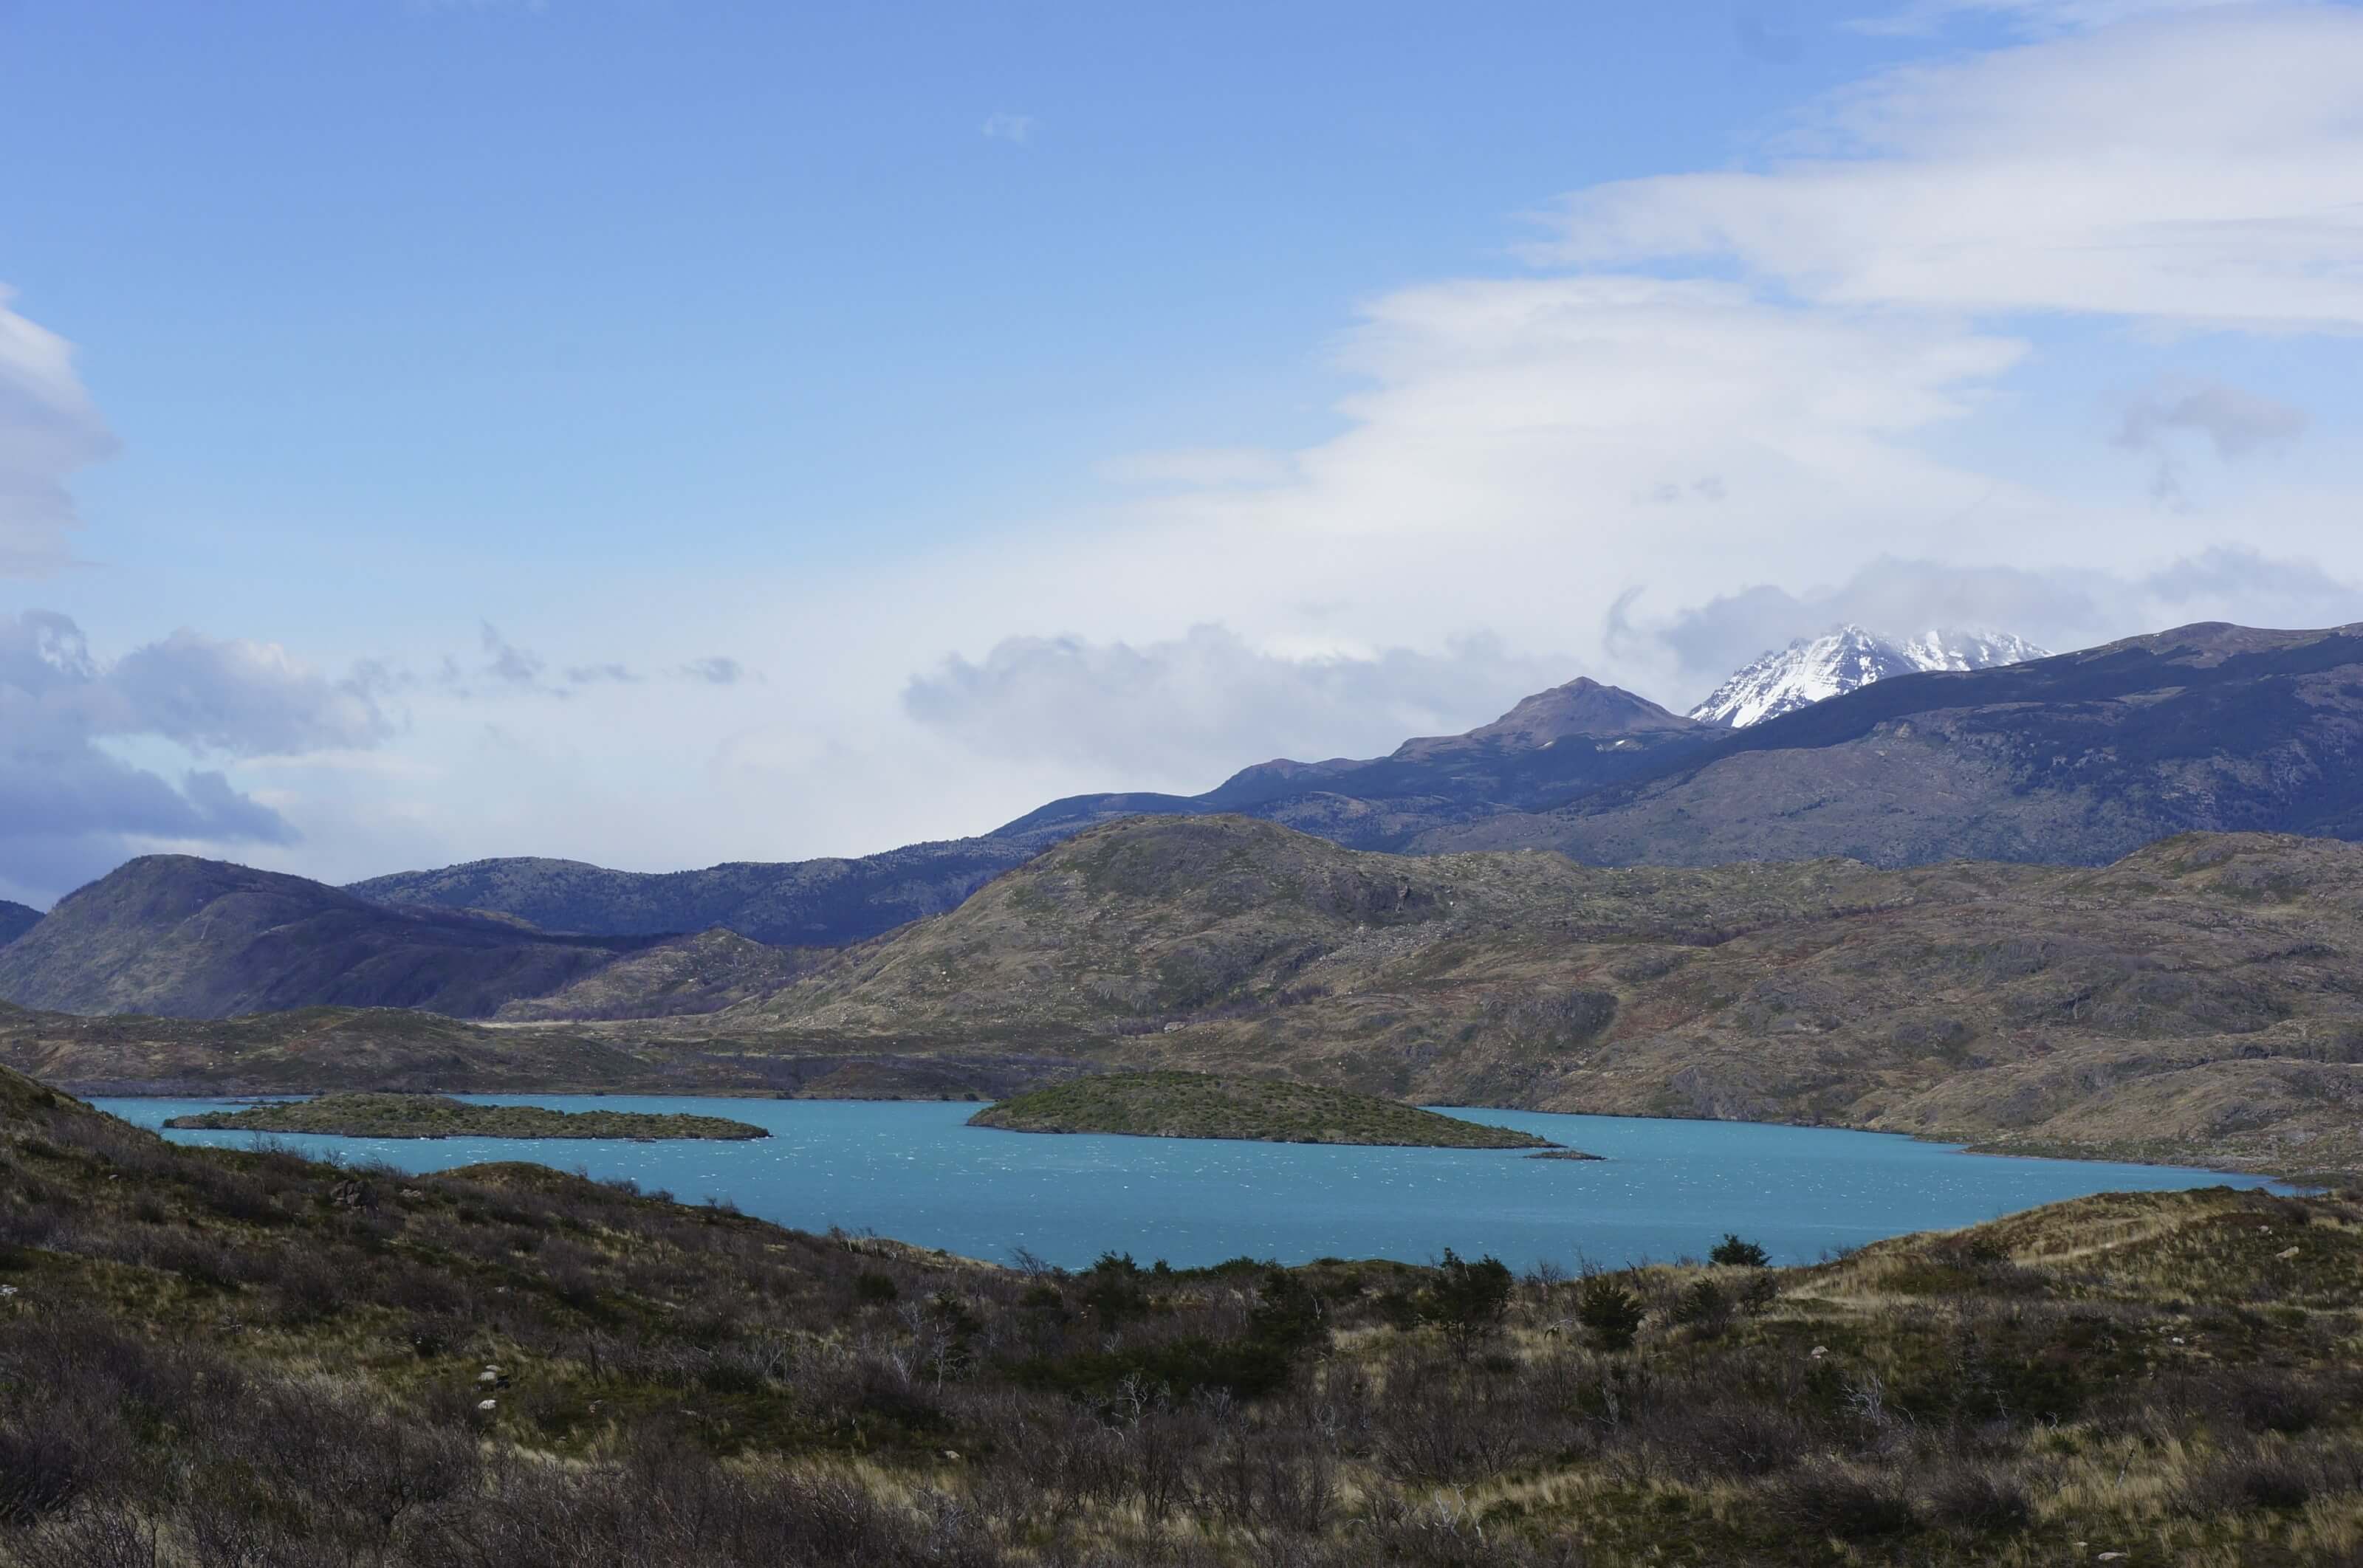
xmin=3 ymin=0 xmax=2361 ymax=903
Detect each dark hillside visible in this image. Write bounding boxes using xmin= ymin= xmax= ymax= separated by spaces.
xmin=0 ymin=856 xmax=656 ymax=1019
xmin=0 ymin=901 xmax=38 ymax=946
xmin=1434 ymin=622 xmax=2363 ymax=866
xmin=351 ymin=835 xmax=1041 ymax=946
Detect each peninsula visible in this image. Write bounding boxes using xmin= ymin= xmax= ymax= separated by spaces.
xmin=967 ymin=1071 xmax=1564 ymax=1149
xmin=163 ymin=1092 xmax=769 ymax=1141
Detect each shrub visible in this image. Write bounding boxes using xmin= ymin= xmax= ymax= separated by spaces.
xmin=1078 ymin=1254 xmax=1151 ymax=1327
xmin=0 ymin=1425 xmax=80 ymax=1525
xmin=1925 ymin=1467 xmax=2031 ymax=1533
xmin=1670 ymin=1279 xmax=1729 ymax=1330
xmin=1576 ymin=1276 xmax=1646 ymax=1352
xmin=853 ymin=1270 xmax=899 ymax=1304
xmin=1775 ymin=1466 xmax=1917 ymax=1540
xmin=1248 ymin=1268 xmax=1328 ymax=1355
xmin=1426 ymin=1250 xmax=1513 ymax=1360
xmin=1710 ymin=1234 xmax=1771 ymax=1268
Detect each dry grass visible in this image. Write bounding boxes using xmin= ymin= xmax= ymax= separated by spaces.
xmin=0 ymin=1064 xmax=2357 ymax=1564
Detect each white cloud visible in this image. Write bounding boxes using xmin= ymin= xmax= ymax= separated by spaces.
xmin=982 ymin=112 xmax=1037 ymax=145
xmin=1097 ymin=447 xmax=1296 ymax=490
xmin=0 ymin=611 xmax=395 ymax=901
xmin=903 ymin=625 xmax=1574 ymax=783
xmin=1544 ymin=6 xmax=2363 ymax=329
xmin=1623 ymin=549 xmax=2362 ymax=703
xmin=1859 ymin=0 xmax=2266 ymax=38
xmin=0 ymin=286 xmax=114 ymax=576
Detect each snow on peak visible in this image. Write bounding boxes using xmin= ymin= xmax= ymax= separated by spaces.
xmin=1687 ymin=625 xmax=2049 ymax=728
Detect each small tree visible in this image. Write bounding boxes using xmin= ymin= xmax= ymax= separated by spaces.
xmin=1576 ymin=1276 xmax=1646 ymax=1352
xmin=1249 ymin=1268 xmax=1328 ymax=1355
xmin=1426 ymin=1249 xmax=1513 ymax=1361
xmin=1711 ymin=1234 xmax=1771 ymax=1268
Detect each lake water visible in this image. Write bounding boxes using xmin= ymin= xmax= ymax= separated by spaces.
xmin=101 ymin=1096 xmax=2282 ymax=1272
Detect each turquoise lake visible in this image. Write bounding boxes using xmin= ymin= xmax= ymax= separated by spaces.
xmin=101 ymin=1096 xmax=2282 ymax=1272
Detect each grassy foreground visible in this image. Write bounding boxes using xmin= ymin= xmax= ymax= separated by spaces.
xmin=968 ymin=1071 xmax=1558 ymax=1149
xmin=162 ymin=1091 xmax=769 ymax=1141
xmin=0 ymin=1065 xmax=2358 ymax=1565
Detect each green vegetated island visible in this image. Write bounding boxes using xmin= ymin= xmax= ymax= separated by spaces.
xmin=162 ymin=1092 xmax=769 ymax=1141
xmin=967 ymin=1070 xmax=1571 ymax=1150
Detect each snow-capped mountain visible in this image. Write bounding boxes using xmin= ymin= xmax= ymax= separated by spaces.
xmin=1689 ymin=626 xmax=2049 ymax=728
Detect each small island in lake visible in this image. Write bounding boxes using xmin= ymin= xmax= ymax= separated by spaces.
xmin=163 ymin=1093 xmax=769 ymax=1141
xmin=967 ymin=1071 xmax=1565 ymax=1150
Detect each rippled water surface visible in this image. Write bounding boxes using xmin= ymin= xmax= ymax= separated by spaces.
xmin=103 ymin=1096 xmax=2280 ymax=1270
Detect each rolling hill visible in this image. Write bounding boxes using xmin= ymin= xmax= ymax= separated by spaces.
xmin=349 ymin=833 xmax=1046 ymax=946
xmin=754 ymin=815 xmax=2363 ymax=1178
xmin=0 ymin=856 xmax=662 ymax=1019
xmin=0 ymin=898 xmax=39 ymax=946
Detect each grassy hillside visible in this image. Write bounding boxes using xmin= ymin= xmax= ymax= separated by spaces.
xmin=758 ymin=817 xmax=2363 ymax=1180
xmin=163 ymin=1092 xmax=769 ymax=1140
xmin=0 ymin=855 xmax=654 ymax=1019
xmin=969 ymin=1071 xmax=1557 ymax=1148
xmin=16 ymin=817 xmax=2363 ymax=1179
xmin=0 ymin=1064 xmax=2358 ymax=1564
xmin=0 ymin=1003 xmax=1086 ymax=1101
xmin=491 ymin=928 xmax=830 ymax=1021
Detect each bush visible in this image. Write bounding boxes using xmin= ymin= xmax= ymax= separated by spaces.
xmin=1775 ymin=1466 xmax=1917 ymax=1540
xmin=853 ymin=1270 xmax=899 ymax=1304
xmin=1670 ymin=1279 xmax=1729 ymax=1329
xmin=1426 ymin=1251 xmax=1513 ymax=1360
xmin=1576 ymin=1276 xmax=1646 ymax=1352
xmin=1924 ymin=1467 xmax=2031 ymax=1533
xmin=1248 ymin=1268 xmax=1328 ymax=1355
xmin=0 ymin=1424 xmax=82 ymax=1525
xmin=1710 ymin=1234 xmax=1770 ymax=1268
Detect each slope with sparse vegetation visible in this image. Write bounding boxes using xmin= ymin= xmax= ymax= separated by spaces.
xmin=968 ymin=1071 xmax=1558 ymax=1148
xmin=0 ymin=1064 xmax=2356 ymax=1564
xmin=162 ymin=1092 xmax=769 ymax=1140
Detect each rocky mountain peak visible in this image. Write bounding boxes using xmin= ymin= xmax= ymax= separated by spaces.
xmin=1690 ymin=625 xmax=2048 ymax=728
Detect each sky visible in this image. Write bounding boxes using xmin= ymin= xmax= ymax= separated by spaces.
xmin=2 ymin=0 xmax=2361 ymax=905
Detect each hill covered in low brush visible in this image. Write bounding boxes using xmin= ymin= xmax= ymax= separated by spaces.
xmin=0 ymin=856 xmax=662 ymax=1020
xmin=755 ymin=815 xmax=2363 ymax=1178
xmin=969 ymin=1070 xmax=1557 ymax=1148
xmin=0 ymin=1061 xmax=2356 ymax=1564
xmin=0 ymin=900 xmax=40 ymax=946
xmin=0 ymin=856 xmax=832 ymax=1023
xmin=349 ymin=833 xmax=1046 ymax=947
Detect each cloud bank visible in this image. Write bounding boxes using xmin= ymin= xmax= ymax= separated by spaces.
xmin=0 ymin=611 xmax=393 ymax=903
xmin=904 ymin=625 xmax=1574 ymax=783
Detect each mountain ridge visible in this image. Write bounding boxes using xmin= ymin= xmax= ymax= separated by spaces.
xmin=0 ymin=856 xmax=662 ymax=1020
xmin=1688 ymin=624 xmax=2048 ymax=728
xmin=0 ymin=900 xmax=39 ymax=946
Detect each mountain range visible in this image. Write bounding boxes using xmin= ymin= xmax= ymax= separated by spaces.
xmin=4 ymin=812 xmax=2359 ymax=1179
xmin=331 ymin=625 xmax=2054 ymax=941
xmin=4 ymin=618 xmax=2360 ymax=970
xmin=8 ymin=616 xmax=2363 ymax=1034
